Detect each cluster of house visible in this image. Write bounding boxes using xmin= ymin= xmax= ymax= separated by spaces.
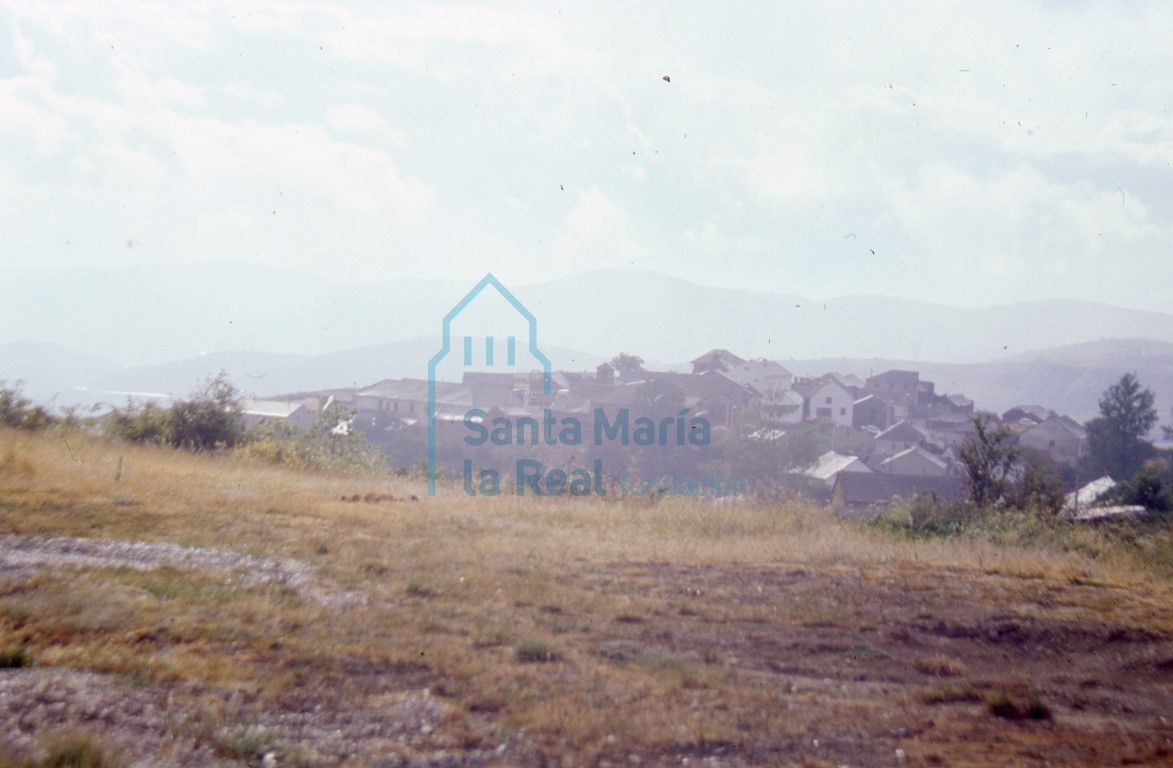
xmin=242 ymin=348 xmax=1111 ymax=515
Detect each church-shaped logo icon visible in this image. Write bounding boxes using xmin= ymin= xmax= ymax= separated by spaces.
xmin=427 ymin=273 xmax=551 ymax=494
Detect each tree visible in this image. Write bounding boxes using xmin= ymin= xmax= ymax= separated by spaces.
xmin=1084 ymin=373 xmax=1157 ymax=480
xmin=609 ymin=353 xmax=645 ymax=378
xmin=629 ymin=379 xmax=704 ymax=477
xmin=719 ymin=404 xmax=821 ymax=498
xmin=1163 ymin=408 xmax=1173 ymax=442
xmin=959 ymin=414 xmax=1020 ymax=507
xmin=1004 ymin=453 xmax=1066 ymax=516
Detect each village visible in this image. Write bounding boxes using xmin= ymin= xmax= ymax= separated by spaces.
xmin=236 ymin=347 xmax=1102 ymax=514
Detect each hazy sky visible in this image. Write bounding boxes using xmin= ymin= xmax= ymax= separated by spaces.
xmin=2 ymin=1 xmax=1171 ymax=312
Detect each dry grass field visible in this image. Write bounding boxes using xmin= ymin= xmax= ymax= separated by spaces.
xmin=0 ymin=428 xmax=1170 ymax=767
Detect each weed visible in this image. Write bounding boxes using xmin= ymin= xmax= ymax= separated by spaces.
xmin=406 ymin=581 xmax=440 ymax=599
xmin=914 ymin=654 xmax=967 ymax=677
xmin=987 ymin=690 xmax=1052 ymax=720
xmin=923 ymin=684 xmax=982 ymax=704
xmin=1026 ymin=692 xmax=1053 ymax=720
xmin=2 ymin=733 xmax=126 ymax=768
xmin=0 ymin=646 xmax=31 ymax=669
xmin=514 ymin=640 xmax=562 ymax=664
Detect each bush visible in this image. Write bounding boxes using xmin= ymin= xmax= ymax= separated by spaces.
xmin=0 ymin=646 xmax=30 ymax=668
xmin=236 ymin=406 xmax=386 ymax=472
xmin=104 ymin=400 xmax=173 ymax=445
xmin=514 ymin=640 xmax=561 ymax=663
xmin=105 ymin=371 xmax=242 ymax=451
xmin=1114 ymin=467 xmax=1173 ymax=515
xmin=0 ymin=380 xmax=55 ymax=431
xmin=904 ymin=494 xmax=977 ymax=537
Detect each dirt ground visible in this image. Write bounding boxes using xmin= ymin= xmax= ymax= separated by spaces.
xmin=1 ymin=540 xmax=1170 ymax=767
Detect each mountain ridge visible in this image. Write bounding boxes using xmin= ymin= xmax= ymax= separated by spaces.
xmin=5 ymin=263 xmax=1173 ymax=366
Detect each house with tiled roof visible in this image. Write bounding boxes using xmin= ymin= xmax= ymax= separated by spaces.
xmin=690 ymin=349 xmax=746 ymax=375
xmin=878 ymin=445 xmax=952 ymax=477
xmin=1019 ymin=415 xmax=1088 ymax=467
xmin=831 ymin=473 xmax=963 ymax=517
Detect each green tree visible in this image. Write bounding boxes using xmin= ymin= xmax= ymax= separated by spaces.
xmin=609 ymin=353 xmax=645 ymax=378
xmin=1004 ymin=453 xmax=1066 ymax=516
xmin=1084 ymin=373 xmax=1157 ymax=480
xmin=720 ymin=404 xmax=820 ymax=498
xmin=959 ymin=414 xmax=1020 ymax=507
xmin=1163 ymin=407 xmax=1173 ymax=442
xmin=630 ymin=379 xmax=705 ymax=477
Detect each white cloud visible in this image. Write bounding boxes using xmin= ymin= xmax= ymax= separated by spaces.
xmin=326 ymin=103 xmax=402 ymax=142
xmin=222 ymin=81 xmax=287 ymax=109
xmin=555 ymin=187 xmax=649 ymax=270
xmin=12 ymin=24 xmax=56 ymax=79
xmin=0 ymin=0 xmax=1170 ymax=312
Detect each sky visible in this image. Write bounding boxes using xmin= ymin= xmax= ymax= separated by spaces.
xmin=1 ymin=0 xmax=1171 ymax=313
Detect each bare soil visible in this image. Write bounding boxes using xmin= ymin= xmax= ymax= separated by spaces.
xmin=1 ymin=535 xmax=1170 ymax=767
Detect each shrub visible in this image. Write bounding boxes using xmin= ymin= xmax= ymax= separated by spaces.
xmin=0 ymin=380 xmax=55 ymax=431
xmin=40 ymin=735 xmax=123 ymax=768
xmin=905 ymin=495 xmax=977 ymax=537
xmin=987 ymin=690 xmax=1052 ymax=720
xmin=104 ymin=400 xmax=173 ymax=445
xmin=105 ymin=371 xmax=242 ymax=451
xmin=1114 ymin=467 xmax=1173 ymax=515
xmin=514 ymin=640 xmax=561 ymax=663
xmin=236 ymin=406 xmax=386 ymax=472
xmin=0 ymin=646 xmax=30 ymax=668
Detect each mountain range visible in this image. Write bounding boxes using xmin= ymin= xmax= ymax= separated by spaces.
xmin=2 ymin=263 xmax=1171 ymax=425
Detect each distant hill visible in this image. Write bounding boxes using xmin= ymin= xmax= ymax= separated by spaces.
xmin=4 ymin=263 xmax=1173 ymax=366
xmin=0 ymin=339 xmax=608 ymax=411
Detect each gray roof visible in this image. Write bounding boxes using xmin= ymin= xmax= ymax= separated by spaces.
xmin=1002 ymin=405 xmax=1051 ymax=423
xmin=834 ymin=473 xmax=963 ymax=507
xmin=867 ymin=369 xmax=919 ymax=384
xmin=879 ymin=445 xmax=950 ymax=473
xmin=691 ymin=349 xmax=746 ymax=368
xmin=875 ymin=420 xmax=930 ymax=444
xmin=715 ymin=359 xmax=792 ymax=395
xmin=357 ymin=378 xmax=472 ymax=405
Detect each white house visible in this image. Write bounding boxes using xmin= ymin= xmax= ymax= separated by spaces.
xmin=806 ymin=380 xmax=855 ymax=427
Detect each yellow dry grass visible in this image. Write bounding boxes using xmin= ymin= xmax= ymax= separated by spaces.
xmin=1 ymin=427 xmax=1170 ymax=767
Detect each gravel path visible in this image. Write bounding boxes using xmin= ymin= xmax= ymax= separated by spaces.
xmin=0 ymin=534 xmax=366 ymax=608
xmin=0 ymin=667 xmax=510 ymax=767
